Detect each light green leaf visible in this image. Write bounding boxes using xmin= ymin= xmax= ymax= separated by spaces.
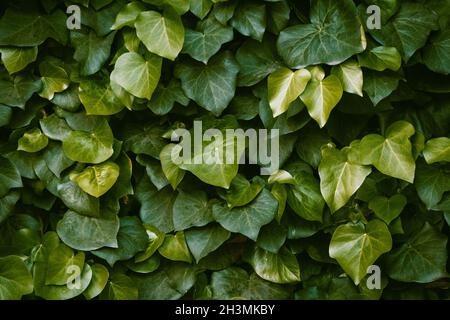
xmin=38 ymin=57 xmax=70 ymax=100
xmin=18 ymin=128 xmax=48 ymax=153
xmin=62 ymin=118 xmax=114 ymax=164
xmin=423 ymin=137 xmax=450 ymax=164
xmin=212 ymin=189 xmax=278 ymax=241
xmin=135 ymin=224 xmax=165 ymax=263
xmin=368 ymin=194 xmax=407 ymax=224
xmin=135 ymin=8 xmax=184 ymax=60
xmin=45 ymin=243 xmax=85 ymax=286
xmin=83 ymin=264 xmax=109 ymax=300
xmin=319 ymin=144 xmax=371 ymax=213
xmin=111 ymin=2 xmax=145 ymax=30
xmin=329 ymin=220 xmax=392 ymax=285
xmin=0 ymin=47 xmax=38 ymax=74
xmin=331 ymin=59 xmax=363 ymax=96
xmin=175 ymin=51 xmax=239 ymax=116
xmin=110 ymin=52 xmax=162 ymax=100
xmin=79 ymin=80 xmax=124 ymax=115
xmin=219 ymin=175 xmax=265 ymax=209
xmin=300 ymin=74 xmax=343 ymax=128
xmin=268 ymin=67 xmax=311 ymax=117
xmin=160 ymin=144 xmax=185 ymax=189
xmin=351 ymin=121 xmax=416 ymax=183
xmin=70 ymin=162 xmax=120 ymax=198
xmin=158 ymin=231 xmax=192 ymax=263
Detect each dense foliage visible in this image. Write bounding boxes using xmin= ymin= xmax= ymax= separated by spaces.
xmin=0 ymin=0 xmax=449 ymax=300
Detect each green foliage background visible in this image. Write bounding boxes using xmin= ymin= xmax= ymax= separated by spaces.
xmin=0 ymin=0 xmax=449 ymax=300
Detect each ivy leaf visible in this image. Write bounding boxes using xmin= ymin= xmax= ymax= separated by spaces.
xmin=111 ymin=2 xmax=145 ymax=30
xmin=71 ymin=31 xmax=116 ymax=76
xmin=277 ymin=0 xmax=364 ymax=68
xmin=135 ymin=8 xmax=184 ymax=61
xmin=363 ymin=70 xmax=401 ymax=106
xmin=329 ymin=220 xmax=392 ymax=285
xmin=110 ymin=52 xmax=162 ymax=100
xmin=185 ymin=224 xmax=230 ymax=263
xmin=0 ymin=75 xmax=42 ymax=108
xmin=57 ymin=181 xmax=100 ymax=217
xmin=218 ymin=175 xmax=265 ymax=209
xmin=423 ymin=137 xmax=450 ymax=164
xmin=79 ymin=80 xmax=124 ymax=115
xmin=415 ymin=162 xmax=450 ymax=209
xmin=245 ymin=246 xmax=301 ymax=284
xmin=17 ymin=128 xmax=48 ymax=153
xmin=351 ymin=121 xmax=416 ymax=183
xmin=57 ymin=210 xmax=120 ymax=251
xmin=190 ymin=0 xmax=213 ymax=19
xmin=268 ymin=67 xmax=311 ymax=117
xmin=38 ymin=57 xmax=70 ymax=100
xmin=158 ymin=231 xmax=192 ymax=263
xmin=135 ymin=224 xmax=165 ymax=263
xmin=175 ymin=52 xmax=239 ymax=116
xmin=230 ymin=1 xmax=266 ymax=41
xmin=300 ymin=74 xmax=343 ymax=128
xmin=331 ymin=59 xmax=363 ymax=96
xmin=160 ymin=144 xmax=185 ymax=189
xmin=423 ymin=28 xmax=450 ymax=75
xmin=213 ymin=189 xmax=278 ymax=241
xmin=0 ymin=9 xmax=67 ymax=46
xmin=370 ymin=3 xmax=438 ymax=61
xmin=368 ymin=194 xmax=407 ymax=224
xmin=0 ymin=156 xmax=22 ymax=197
xmin=83 ymin=264 xmax=109 ymax=300
xmin=0 ymin=255 xmax=33 ymax=299
xmin=70 ymin=162 xmax=120 ymax=198
xmin=0 ymin=47 xmax=38 ymax=74
xmin=183 ymin=17 xmax=234 ymax=64
xmin=357 ymin=46 xmax=402 ymax=72
xmin=172 ymin=190 xmax=214 ymax=231
xmin=92 ymin=217 xmax=148 ymax=266
xmin=386 ymin=223 xmax=449 ymax=283
xmin=147 ymin=80 xmax=189 ymax=115
xmin=319 ymin=144 xmax=371 ymax=213
xmin=62 ymin=118 xmax=114 ymax=164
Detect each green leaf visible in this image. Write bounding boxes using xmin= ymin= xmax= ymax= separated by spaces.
xmin=0 ymin=9 xmax=67 ymax=46
xmin=423 ymin=28 xmax=450 ymax=75
xmin=78 ymin=80 xmax=124 ymax=115
xmin=386 ymin=223 xmax=448 ymax=283
xmin=268 ymin=67 xmax=311 ymax=117
xmin=17 ymin=128 xmax=48 ymax=153
xmin=57 ymin=181 xmax=100 ymax=217
xmin=57 ymin=210 xmax=120 ymax=251
xmin=0 ymin=156 xmax=22 ymax=197
xmin=71 ymin=31 xmax=116 ymax=76
xmin=62 ymin=118 xmax=114 ymax=164
xmin=70 ymin=162 xmax=120 ymax=198
xmin=185 ymin=224 xmax=230 ymax=263
xmin=370 ymin=3 xmax=438 ymax=61
xmin=0 ymin=75 xmax=42 ymax=108
xmin=100 ymin=273 xmax=138 ymax=300
xmin=92 ymin=217 xmax=148 ymax=266
xmin=423 ymin=137 xmax=450 ymax=164
xmin=183 ymin=17 xmax=234 ymax=64
xmin=45 ymin=243 xmax=85 ymax=286
xmin=351 ymin=121 xmax=416 ymax=183
xmin=218 ymin=175 xmax=265 ymax=209
xmin=363 ymin=70 xmax=400 ymax=105
xmin=148 ymin=80 xmax=189 ymax=115
xmin=368 ymin=194 xmax=407 ymax=224
xmin=38 ymin=57 xmax=70 ymax=100
xmin=175 ymin=51 xmax=239 ymax=116
xmin=160 ymin=144 xmax=185 ymax=189
xmin=190 ymin=0 xmax=213 ymax=19
xmin=319 ymin=145 xmax=371 ymax=213
xmin=287 ymin=170 xmax=325 ymax=223
xmin=135 ymin=8 xmax=184 ymax=61
xmin=83 ymin=264 xmax=109 ymax=300
xmin=135 ymin=224 xmax=165 ymax=263
xmin=39 ymin=114 xmax=72 ymax=141
xmin=230 ymin=1 xmax=266 ymax=41
xmin=158 ymin=231 xmax=192 ymax=263
xmin=357 ymin=46 xmax=402 ymax=72
xmin=0 ymin=255 xmax=33 ymax=299
xmin=110 ymin=52 xmax=162 ymax=100
xmin=173 ymin=189 xmax=214 ymax=231
xmin=300 ymin=74 xmax=343 ymax=128
xmin=245 ymin=246 xmax=300 ymax=284
xmin=256 ymin=221 xmax=287 ymax=254
xmin=213 ymin=189 xmax=278 ymax=241
xmin=111 ymin=2 xmax=145 ymax=30
xmin=329 ymin=220 xmax=392 ymax=285
xmin=235 ymin=38 xmax=281 ymax=87
xmin=331 ymin=59 xmax=363 ymax=96
xmin=277 ymin=0 xmax=364 ymax=68
xmin=0 ymin=47 xmax=38 ymax=74
xmin=415 ymin=162 xmax=450 ymax=209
